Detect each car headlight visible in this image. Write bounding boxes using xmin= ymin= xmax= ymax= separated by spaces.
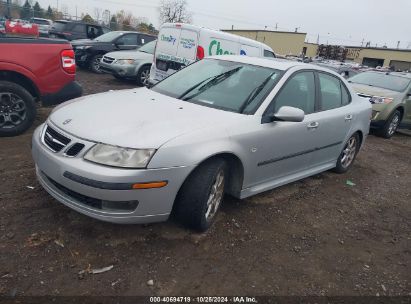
xmin=369 ymin=96 xmax=394 ymax=104
xmin=116 ymin=59 xmax=136 ymax=65
xmin=84 ymin=144 xmax=156 ymax=168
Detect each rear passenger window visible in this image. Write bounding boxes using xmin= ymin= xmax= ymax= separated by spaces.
xmin=271 ymin=71 xmax=316 ymax=114
xmin=319 ymin=73 xmax=342 ymax=111
xmin=72 ymin=24 xmax=85 ymax=32
xmin=341 ymin=83 xmax=351 ymax=105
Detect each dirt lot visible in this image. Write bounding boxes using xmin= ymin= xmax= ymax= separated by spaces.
xmin=0 ymin=70 xmax=410 ymax=297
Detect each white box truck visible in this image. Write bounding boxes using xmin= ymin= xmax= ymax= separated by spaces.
xmin=149 ymin=23 xmax=276 ymax=84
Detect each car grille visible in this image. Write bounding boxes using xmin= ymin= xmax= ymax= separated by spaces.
xmin=102 ymin=56 xmax=115 ymax=64
xmin=43 ymin=125 xmax=71 ymax=152
xmin=46 ymin=174 xmax=104 ymax=210
xmin=65 ymin=143 xmax=85 ymax=157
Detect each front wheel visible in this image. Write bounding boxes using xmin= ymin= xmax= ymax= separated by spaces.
xmin=136 ymin=65 xmax=151 ymax=87
xmin=379 ymin=110 xmax=401 ymax=139
xmin=333 ymin=133 xmax=360 ymax=174
xmin=0 ymin=81 xmax=36 ymax=137
xmin=90 ymin=54 xmax=103 ymax=73
xmin=174 ymin=159 xmax=226 ymax=232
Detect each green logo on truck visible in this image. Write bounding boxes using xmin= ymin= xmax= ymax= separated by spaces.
xmin=208 ymin=40 xmax=236 ymax=56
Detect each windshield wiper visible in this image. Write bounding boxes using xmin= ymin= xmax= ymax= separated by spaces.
xmin=178 ymin=67 xmax=242 ymax=101
xmin=238 ymin=72 xmax=275 ymax=113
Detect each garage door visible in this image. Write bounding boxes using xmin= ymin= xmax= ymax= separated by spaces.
xmin=390 ymin=60 xmax=411 ymax=72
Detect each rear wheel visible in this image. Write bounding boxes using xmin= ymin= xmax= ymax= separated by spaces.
xmin=333 ymin=133 xmax=359 ymax=174
xmin=90 ymin=54 xmax=103 ymax=73
xmin=379 ymin=110 xmax=401 ymax=139
xmin=136 ymin=65 xmax=151 ymax=87
xmin=174 ymin=159 xmax=226 ymax=232
xmin=0 ymin=81 xmax=36 ymax=137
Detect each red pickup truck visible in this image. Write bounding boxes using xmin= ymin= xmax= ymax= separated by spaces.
xmin=0 ymin=37 xmax=82 ymax=137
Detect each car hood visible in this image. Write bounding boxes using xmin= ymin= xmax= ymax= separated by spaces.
xmin=49 ymin=88 xmax=240 ymax=149
xmin=105 ymin=50 xmax=153 ymax=60
xmin=350 ymin=83 xmax=402 ymax=99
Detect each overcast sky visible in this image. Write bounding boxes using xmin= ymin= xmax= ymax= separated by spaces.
xmin=38 ymin=0 xmax=411 ymax=48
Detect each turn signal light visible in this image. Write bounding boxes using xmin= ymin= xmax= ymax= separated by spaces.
xmin=132 ymin=181 xmax=168 ymax=189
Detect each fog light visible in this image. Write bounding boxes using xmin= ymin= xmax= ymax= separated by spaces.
xmin=101 ymin=200 xmax=138 ymax=212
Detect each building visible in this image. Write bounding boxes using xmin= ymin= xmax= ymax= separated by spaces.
xmin=222 ymin=29 xmax=306 ymax=57
xmin=222 ymin=29 xmax=411 ymax=71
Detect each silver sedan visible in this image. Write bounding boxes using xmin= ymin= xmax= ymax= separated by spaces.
xmin=32 ymin=56 xmax=371 ymax=231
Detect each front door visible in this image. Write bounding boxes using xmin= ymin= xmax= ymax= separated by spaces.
xmin=250 ymin=71 xmax=320 ymax=186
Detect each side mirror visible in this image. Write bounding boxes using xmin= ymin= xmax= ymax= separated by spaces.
xmin=272 ymin=106 xmax=305 ymax=122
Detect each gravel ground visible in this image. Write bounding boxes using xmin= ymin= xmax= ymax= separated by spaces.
xmin=0 ymin=70 xmax=410 ymax=297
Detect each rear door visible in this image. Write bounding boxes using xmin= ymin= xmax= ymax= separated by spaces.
xmin=308 ymin=72 xmax=353 ymax=166
xmin=404 ymin=85 xmax=411 ymax=125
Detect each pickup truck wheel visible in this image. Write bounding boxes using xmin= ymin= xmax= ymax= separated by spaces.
xmin=0 ymin=81 xmax=36 ymax=137
xmin=379 ymin=110 xmax=401 ymax=139
xmin=136 ymin=65 xmax=151 ymax=87
xmin=90 ymin=54 xmax=103 ymax=73
xmin=174 ymin=159 xmax=226 ymax=232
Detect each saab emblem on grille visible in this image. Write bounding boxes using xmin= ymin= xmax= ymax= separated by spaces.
xmin=63 ymin=119 xmax=72 ymax=125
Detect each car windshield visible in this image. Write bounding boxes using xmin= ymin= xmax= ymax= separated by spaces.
xmin=94 ymin=31 xmax=123 ymax=42
xmin=138 ymin=40 xmax=156 ymax=54
xmin=151 ymin=59 xmax=282 ymax=114
xmin=349 ymin=72 xmax=411 ymax=92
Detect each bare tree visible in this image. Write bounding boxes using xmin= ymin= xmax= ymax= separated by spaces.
xmin=93 ymin=7 xmax=102 ymax=23
xmin=158 ymin=0 xmax=192 ymax=24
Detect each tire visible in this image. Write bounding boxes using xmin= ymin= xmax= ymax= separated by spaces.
xmin=0 ymin=81 xmax=36 ymax=137
xmin=379 ymin=110 xmax=401 ymax=139
xmin=136 ymin=65 xmax=151 ymax=87
xmin=90 ymin=54 xmax=103 ymax=73
xmin=333 ymin=133 xmax=360 ymax=174
xmin=174 ymin=159 xmax=226 ymax=232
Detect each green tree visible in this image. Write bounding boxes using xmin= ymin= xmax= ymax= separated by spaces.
xmin=46 ymin=5 xmax=53 ymax=19
xmin=33 ymin=1 xmax=43 ymax=18
xmin=110 ymin=15 xmax=118 ymax=30
xmin=82 ymin=14 xmax=94 ymax=23
xmin=20 ymin=0 xmax=32 ymax=20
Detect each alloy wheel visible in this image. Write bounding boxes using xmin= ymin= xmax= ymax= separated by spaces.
xmin=387 ymin=114 xmax=400 ymax=136
xmin=140 ymin=69 xmax=150 ymax=86
xmin=205 ymin=169 xmax=225 ymax=221
xmin=92 ymin=55 xmax=103 ymax=72
xmin=340 ymin=136 xmax=357 ymax=169
xmin=0 ymin=92 xmax=27 ymax=129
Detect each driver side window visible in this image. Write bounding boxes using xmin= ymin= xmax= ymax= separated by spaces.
xmin=268 ymin=71 xmax=316 ymax=115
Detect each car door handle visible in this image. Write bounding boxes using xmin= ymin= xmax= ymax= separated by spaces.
xmin=345 ymin=114 xmax=353 ymax=121
xmin=307 ymin=122 xmax=319 ymax=129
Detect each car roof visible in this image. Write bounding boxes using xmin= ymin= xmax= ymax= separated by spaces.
xmin=209 ymin=55 xmax=318 ymax=71
xmin=361 ymin=70 xmax=411 ymax=79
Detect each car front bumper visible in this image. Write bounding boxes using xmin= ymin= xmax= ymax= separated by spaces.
xmin=32 ymin=123 xmax=194 ymax=224
xmin=100 ymin=62 xmax=138 ymax=78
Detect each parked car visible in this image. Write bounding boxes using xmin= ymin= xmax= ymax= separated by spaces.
xmin=0 ymin=36 xmax=82 ymax=137
xmin=150 ymin=23 xmax=276 ymax=84
xmin=100 ymin=40 xmax=156 ymax=86
xmin=49 ymin=20 xmax=110 ymax=41
xmin=72 ymin=31 xmax=156 ymax=73
xmin=30 ymin=17 xmax=52 ymax=37
xmin=312 ymin=62 xmax=360 ymax=79
xmin=349 ymin=71 xmax=411 ymax=138
xmin=32 ymin=56 xmax=371 ymax=231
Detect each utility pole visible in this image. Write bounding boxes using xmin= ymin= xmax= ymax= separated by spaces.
xmin=6 ymin=0 xmax=11 ymax=18
xmin=275 ymin=23 xmax=278 ymax=30
xmin=397 ymin=41 xmax=400 ymax=49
